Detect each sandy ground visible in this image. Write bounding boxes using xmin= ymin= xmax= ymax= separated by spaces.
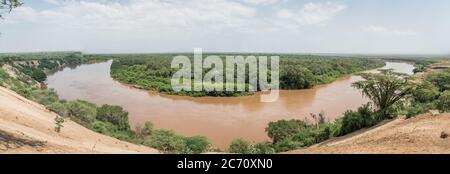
xmin=0 ymin=86 xmax=159 ymax=154
xmin=288 ymin=113 xmax=450 ymax=154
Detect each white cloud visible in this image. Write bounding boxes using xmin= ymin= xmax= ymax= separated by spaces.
xmin=43 ymin=0 xmax=61 ymax=5
xmin=364 ymin=26 xmax=417 ymax=36
xmin=244 ymin=0 xmax=280 ymax=5
xmin=6 ymin=0 xmax=257 ymax=31
xmin=275 ymin=2 xmax=347 ymax=29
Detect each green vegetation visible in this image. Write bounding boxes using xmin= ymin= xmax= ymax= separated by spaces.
xmin=110 ymin=54 xmax=384 ymax=97
xmin=405 ymin=69 xmax=450 ymax=117
xmin=427 ymin=69 xmax=450 ymax=91
xmin=352 ymin=70 xmax=414 ymax=120
xmin=54 ymin=116 xmax=65 ymax=133
xmin=437 ymin=90 xmax=450 ymax=112
xmin=1 ymin=54 xmax=212 ymax=154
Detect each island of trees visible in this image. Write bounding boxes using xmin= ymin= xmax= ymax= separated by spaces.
xmin=110 ymin=54 xmax=385 ymax=97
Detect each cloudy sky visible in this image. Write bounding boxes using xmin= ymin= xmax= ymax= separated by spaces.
xmin=0 ymin=0 xmax=449 ymax=54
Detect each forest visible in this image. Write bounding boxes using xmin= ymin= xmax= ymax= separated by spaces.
xmin=110 ymin=54 xmax=385 ymax=97
xmin=0 ymin=52 xmax=108 ymax=82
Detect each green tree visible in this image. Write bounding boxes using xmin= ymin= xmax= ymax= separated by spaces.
xmin=142 ymin=121 xmax=154 ymax=136
xmin=143 ymin=129 xmax=185 ymax=153
xmin=427 ymin=70 xmax=450 ymax=91
xmin=183 ymin=136 xmax=211 ymax=154
xmin=265 ymin=119 xmax=308 ymax=144
xmin=0 ymin=0 xmax=22 ymax=19
xmin=352 ymin=70 xmax=413 ymax=119
xmin=228 ymin=139 xmax=252 ymax=154
xmin=66 ymin=100 xmax=97 ymax=126
xmin=412 ymin=82 xmax=440 ymax=103
xmin=340 ymin=104 xmax=376 ymax=135
xmin=97 ymin=104 xmax=130 ymax=131
xmin=437 ymin=90 xmax=450 ymax=112
xmin=54 ymin=116 xmax=64 ymax=133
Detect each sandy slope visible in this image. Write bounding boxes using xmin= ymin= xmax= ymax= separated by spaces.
xmin=0 ymin=87 xmax=159 ymax=154
xmin=288 ymin=113 xmax=450 ymax=154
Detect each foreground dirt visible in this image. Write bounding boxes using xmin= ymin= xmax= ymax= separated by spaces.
xmin=289 ymin=113 xmax=450 ymax=154
xmin=0 ymin=87 xmax=159 ymax=154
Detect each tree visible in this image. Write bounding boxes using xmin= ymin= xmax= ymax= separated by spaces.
xmin=228 ymin=139 xmax=252 ymax=154
xmin=97 ymin=104 xmax=130 ymax=131
xmin=352 ymin=70 xmax=413 ymax=120
xmin=143 ymin=129 xmax=185 ymax=153
xmin=265 ymin=119 xmax=308 ymax=144
xmin=0 ymin=0 xmax=22 ymax=18
xmin=427 ymin=70 xmax=450 ymax=92
xmin=54 ymin=116 xmax=64 ymax=133
xmin=437 ymin=90 xmax=450 ymax=112
xmin=183 ymin=136 xmax=210 ymax=154
xmin=412 ymin=82 xmax=440 ymax=103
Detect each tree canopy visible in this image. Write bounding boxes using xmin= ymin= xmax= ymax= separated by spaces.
xmin=352 ymin=70 xmax=413 ymax=119
xmin=0 ymin=0 xmax=22 ymax=18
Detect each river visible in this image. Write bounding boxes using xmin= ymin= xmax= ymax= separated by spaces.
xmin=46 ymin=61 xmax=414 ymax=148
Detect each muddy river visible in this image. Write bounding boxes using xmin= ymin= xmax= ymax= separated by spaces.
xmin=46 ymin=61 xmax=414 ymax=148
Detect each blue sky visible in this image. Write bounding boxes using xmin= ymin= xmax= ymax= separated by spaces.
xmin=0 ymin=0 xmax=449 ymax=54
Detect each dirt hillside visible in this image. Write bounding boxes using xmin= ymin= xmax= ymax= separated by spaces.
xmin=289 ymin=113 xmax=450 ymax=154
xmin=0 ymin=86 xmax=159 ymax=154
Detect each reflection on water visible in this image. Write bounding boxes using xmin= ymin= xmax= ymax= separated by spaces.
xmin=46 ymin=61 xmax=415 ymax=148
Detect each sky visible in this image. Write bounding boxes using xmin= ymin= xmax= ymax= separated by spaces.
xmin=0 ymin=0 xmax=449 ymax=54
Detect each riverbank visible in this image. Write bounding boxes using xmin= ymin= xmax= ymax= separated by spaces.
xmin=287 ymin=113 xmax=450 ymax=154
xmin=0 ymin=86 xmax=159 ymax=154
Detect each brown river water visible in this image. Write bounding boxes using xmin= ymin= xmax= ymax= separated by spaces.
xmin=46 ymin=61 xmax=414 ymax=149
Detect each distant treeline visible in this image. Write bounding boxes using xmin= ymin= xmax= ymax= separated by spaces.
xmin=0 ymin=52 xmax=109 ymax=82
xmin=110 ymin=54 xmax=385 ymax=97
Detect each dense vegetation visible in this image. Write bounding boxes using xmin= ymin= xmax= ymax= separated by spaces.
xmin=0 ymin=52 xmax=108 ymax=82
xmin=110 ymin=54 xmax=385 ymax=97
xmin=2 ymin=52 xmax=449 ymax=154
xmin=1 ymin=54 xmax=212 ymax=154
xmin=235 ymin=63 xmax=450 ymax=153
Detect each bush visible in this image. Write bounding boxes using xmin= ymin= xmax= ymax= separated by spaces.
xmin=66 ymin=100 xmax=97 ymax=127
xmin=142 ymin=121 xmax=154 ymax=136
xmin=413 ymin=82 xmax=440 ymax=103
xmin=266 ymin=119 xmax=308 ymax=144
xmin=272 ymin=139 xmax=304 ymax=152
xmin=97 ymin=104 xmax=130 ymax=131
xmin=252 ymin=142 xmax=275 ymax=154
xmin=183 ymin=136 xmax=211 ymax=154
xmin=143 ymin=129 xmax=185 ymax=153
xmin=437 ymin=90 xmax=450 ymax=112
xmin=406 ymin=102 xmax=436 ymax=119
xmin=340 ymin=104 xmax=376 ymax=135
xmin=30 ymin=89 xmax=59 ymax=106
xmin=228 ymin=139 xmax=252 ymax=154
xmin=427 ymin=70 xmax=450 ymax=91
xmin=47 ymin=102 xmax=67 ymax=116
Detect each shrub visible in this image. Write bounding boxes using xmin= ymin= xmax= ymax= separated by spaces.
xmin=272 ymin=139 xmax=304 ymax=152
xmin=183 ymin=136 xmax=211 ymax=154
xmin=427 ymin=70 xmax=450 ymax=91
xmin=406 ymin=102 xmax=436 ymax=119
xmin=143 ymin=129 xmax=185 ymax=153
xmin=340 ymin=104 xmax=375 ymax=135
xmin=47 ymin=102 xmax=67 ymax=116
xmin=97 ymin=104 xmax=130 ymax=131
xmin=266 ymin=119 xmax=308 ymax=144
xmin=252 ymin=142 xmax=275 ymax=154
xmin=437 ymin=90 xmax=450 ymax=112
xmin=228 ymin=139 xmax=252 ymax=154
xmin=30 ymin=89 xmax=59 ymax=106
xmin=66 ymin=100 xmax=97 ymax=127
xmin=412 ymin=82 xmax=440 ymax=103
xmin=142 ymin=121 xmax=154 ymax=136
